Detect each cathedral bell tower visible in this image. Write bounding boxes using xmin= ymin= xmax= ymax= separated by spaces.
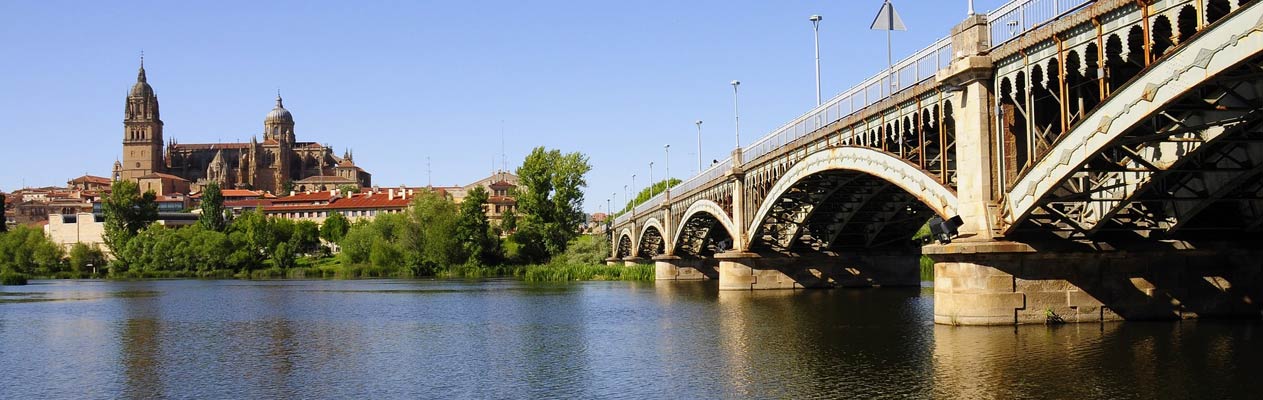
xmin=264 ymin=93 xmax=295 ymax=191
xmin=120 ymin=58 xmax=165 ymax=182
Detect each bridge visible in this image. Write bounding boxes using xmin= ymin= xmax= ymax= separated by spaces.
xmin=610 ymin=0 xmax=1263 ymax=325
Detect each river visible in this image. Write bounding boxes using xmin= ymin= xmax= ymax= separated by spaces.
xmin=1 ymin=279 xmax=1259 ymax=399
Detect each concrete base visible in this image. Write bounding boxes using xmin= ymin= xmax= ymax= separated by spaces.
xmin=621 ymin=256 xmax=646 ymax=267
xmin=926 ymin=241 xmax=1263 ymax=325
xmin=716 ymin=251 xmax=921 ymax=291
xmin=653 ymin=255 xmax=718 ymax=281
xmin=605 ymin=257 xmax=622 ymax=266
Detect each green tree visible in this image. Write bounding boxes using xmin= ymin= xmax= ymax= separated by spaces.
xmin=618 ymin=178 xmax=683 ymax=215
xmin=68 ymin=243 xmax=106 ymax=276
xmin=102 ymin=180 xmax=158 ymax=268
xmin=337 ymin=184 xmax=361 ymax=194
xmin=320 ymin=212 xmax=350 ymax=243
xmin=0 ymin=225 xmax=64 ymax=275
xmin=228 ymin=210 xmax=275 ymax=270
xmin=513 ymin=147 xmax=592 ymax=263
xmin=500 ymin=206 xmax=516 ymax=233
xmin=455 ymin=186 xmax=501 ymax=265
xmin=281 ymin=180 xmax=296 ymax=195
xmin=271 ymin=242 xmax=296 ymax=268
xmin=199 ymin=182 xmax=227 ymax=231
xmin=290 ymin=220 xmax=320 ymax=254
xmin=407 ymin=190 xmax=462 ymax=268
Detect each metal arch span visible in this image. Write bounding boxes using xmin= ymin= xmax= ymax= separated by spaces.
xmin=1002 ymin=3 xmax=1263 ymax=233
xmin=672 ymin=200 xmax=738 ymax=253
xmin=637 ymin=218 xmax=665 ymax=251
xmin=616 ymin=228 xmax=635 ymax=258
xmin=745 ymin=146 xmax=959 ymax=249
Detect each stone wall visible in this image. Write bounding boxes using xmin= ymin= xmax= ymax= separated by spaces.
xmin=928 ymin=241 xmax=1263 ymax=325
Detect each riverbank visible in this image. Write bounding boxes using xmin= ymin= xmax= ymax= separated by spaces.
xmin=0 ymin=261 xmax=655 ymax=285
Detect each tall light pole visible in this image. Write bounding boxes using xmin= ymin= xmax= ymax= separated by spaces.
xmin=731 ymin=80 xmax=741 ymax=148
xmin=968 ymin=0 xmax=975 ymax=16
xmin=695 ymin=120 xmax=704 ymax=172
xmin=649 ymin=162 xmax=655 ymax=189
xmin=623 ymin=185 xmax=628 ymax=211
xmin=631 ymin=174 xmax=637 ymax=204
xmin=664 ymin=144 xmax=671 ymax=198
xmin=810 ymin=14 xmax=823 ymax=106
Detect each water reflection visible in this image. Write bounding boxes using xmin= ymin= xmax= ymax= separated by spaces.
xmin=118 ymin=282 xmax=163 ymax=400
xmin=0 ymin=280 xmax=1260 ymax=398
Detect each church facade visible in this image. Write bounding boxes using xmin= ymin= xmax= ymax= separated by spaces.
xmin=114 ymin=62 xmax=370 ymax=195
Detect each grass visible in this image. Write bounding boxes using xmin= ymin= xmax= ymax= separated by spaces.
xmin=42 ymin=255 xmax=656 ymax=283
xmin=523 ymin=263 xmax=654 ymax=282
xmin=1 ymin=272 xmax=29 ymax=286
xmin=920 ymin=255 xmax=934 ymax=282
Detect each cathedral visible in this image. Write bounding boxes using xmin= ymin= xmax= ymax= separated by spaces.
xmin=113 ymin=61 xmax=371 ymax=194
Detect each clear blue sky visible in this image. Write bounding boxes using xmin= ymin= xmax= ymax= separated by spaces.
xmin=0 ymin=0 xmax=1010 ymax=212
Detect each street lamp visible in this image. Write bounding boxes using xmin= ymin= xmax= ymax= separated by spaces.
xmin=649 ymin=161 xmax=655 ymax=189
xmin=695 ymin=120 xmax=704 ymax=173
xmin=810 ymin=14 xmax=823 ymax=106
xmin=968 ymin=0 xmax=975 ymax=16
xmin=731 ymin=80 xmax=741 ymax=148
xmin=664 ymin=144 xmax=671 ymax=199
xmin=623 ymin=185 xmax=628 ymax=211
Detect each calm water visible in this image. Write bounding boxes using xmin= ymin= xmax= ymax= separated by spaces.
xmin=1 ymin=279 xmax=1260 ymax=399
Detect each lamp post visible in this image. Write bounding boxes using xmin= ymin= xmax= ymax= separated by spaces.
xmin=623 ymin=185 xmax=628 ymax=212
xmin=968 ymin=0 xmax=975 ymax=16
xmin=695 ymin=120 xmax=704 ymax=173
xmin=649 ymin=162 xmax=654 ymax=190
xmin=631 ymin=174 xmax=637 ymax=206
xmin=664 ymin=144 xmax=671 ymax=199
xmin=731 ymin=80 xmax=741 ymax=148
xmin=810 ymin=14 xmax=823 ymax=106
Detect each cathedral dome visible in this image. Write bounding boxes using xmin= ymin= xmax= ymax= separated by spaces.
xmin=130 ymin=66 xmax=154 ymax=97
xmin=266 ymin=94 xmax=294 ymax=124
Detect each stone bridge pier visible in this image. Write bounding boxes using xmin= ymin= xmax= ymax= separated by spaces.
xmin=715 ymin=252 xmax=921 ymax=290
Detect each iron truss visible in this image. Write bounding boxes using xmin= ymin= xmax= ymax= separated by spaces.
xmin=750 ymin=171 xmax=933 ymax=255
xmin=674 ymin=213 xmax=730 ymax=257
xmin=1017 ymin=57 xmax=1263 ymax=238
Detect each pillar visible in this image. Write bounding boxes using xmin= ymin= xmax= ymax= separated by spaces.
xmin=927 ymin=241 xmax=1263 ymax=325
xmin=717 ymin=252 xmax=921 ymax=290
xmin=728 ymin=148 xmax=747 ymax=252
xmin=937 ymin=13 xmax=997 ymax=241
xmin=622 ymin=256 xmax=646 ymax=267
xmin=654 ymin=255 xmax=716 ymax=281
xmin=605 ymin=257 xmax=622 ymax=266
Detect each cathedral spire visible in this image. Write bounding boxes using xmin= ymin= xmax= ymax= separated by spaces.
xmin=275 ymin=89 xmax=283 ymax=108
xmin=137 ymin=51 xmax=147 ymax=83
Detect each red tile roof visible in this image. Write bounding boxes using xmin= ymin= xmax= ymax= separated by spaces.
xmin=264 ymin=192 xmax=411 ymax=212
xmin=69 ymin=175 xmax=111 ymax=185
xmin=224 ymin=199 xmax=274 ymax=208
xmin=272 ymin=191 xmax=339 ymax=203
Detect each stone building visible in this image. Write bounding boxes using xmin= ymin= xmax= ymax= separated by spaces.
xmin=113 ymin=61 xmax=371 ymax=195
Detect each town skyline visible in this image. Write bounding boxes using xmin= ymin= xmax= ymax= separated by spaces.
xmin=0 ymin=1 xmax=1011 ymax=212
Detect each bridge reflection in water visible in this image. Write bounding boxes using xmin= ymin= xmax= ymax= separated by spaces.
xmin=617 ymin=0 xmax=1263 ymax=325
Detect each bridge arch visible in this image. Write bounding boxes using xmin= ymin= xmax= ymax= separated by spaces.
xmin=636 ymin=218 xmax=667 ymax=258
xmin=746 ymin=146 xmax=958 ymax=252
xmin=672 ymin=199 xmax=738 ymax=257
xmin=1004 ymin=3 xmax=1263 ymax=236
xmin=615 ymin=228 xmax=634 ymax=258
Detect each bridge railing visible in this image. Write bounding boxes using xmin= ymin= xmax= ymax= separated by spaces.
xmin=989 ymin=0 xmax=1094 ymax=46
xmin=741 ymin=37 xmax=953 ymax=163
